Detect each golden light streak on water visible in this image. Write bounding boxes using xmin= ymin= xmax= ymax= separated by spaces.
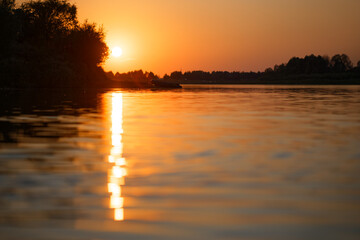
xmin=107 ymin=92 xmax=126 ymax=221
xmin=114 ymin=208 xmax=125 ymax=221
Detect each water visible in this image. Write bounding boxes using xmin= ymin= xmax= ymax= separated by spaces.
xmin=0 ymin=85 xmax=359 ymax=240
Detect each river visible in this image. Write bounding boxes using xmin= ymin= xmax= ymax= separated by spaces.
xmin=0 ymin=85 xmax=359 ymax=239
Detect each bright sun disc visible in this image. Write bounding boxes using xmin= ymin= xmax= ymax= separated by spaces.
xmin=112 ymin=47 xmax=123 ymax=57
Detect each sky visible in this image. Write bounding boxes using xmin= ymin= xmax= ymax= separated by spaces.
xmin=19 ymin=0 xmax=360 ymax=75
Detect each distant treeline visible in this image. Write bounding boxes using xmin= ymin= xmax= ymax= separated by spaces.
xmin=0 ymin=0 xmax=110 ymax=88
xmin=164 ymin=71 xmax=261 ymax=84
xmin=260 ymin=54 xmax=360 ymax=84
xmin=163 ymin=54 xmax=360 ymax=85
xmin=106 ymin=70 xmax=160 ymax=88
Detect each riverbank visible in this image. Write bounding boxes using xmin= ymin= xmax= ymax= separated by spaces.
xmin=164 ymin=72 xmax=360 ymax=85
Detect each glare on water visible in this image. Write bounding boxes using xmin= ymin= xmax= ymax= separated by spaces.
xmin=106 ymin=92 xmax=126 ymax=221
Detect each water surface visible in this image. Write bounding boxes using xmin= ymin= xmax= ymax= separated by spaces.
xmin=0 ymin=85 xmax=360 ymax=240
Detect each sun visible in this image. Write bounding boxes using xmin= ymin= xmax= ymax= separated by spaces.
xmin=112 ymin=47 xmax=123 ymax=57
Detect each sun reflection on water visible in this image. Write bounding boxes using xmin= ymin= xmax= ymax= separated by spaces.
xmin=107 ymin=92 xmax=126 ymax=221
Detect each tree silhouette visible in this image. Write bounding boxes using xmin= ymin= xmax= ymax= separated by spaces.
xmin=20 ymin=0 xmax=78 ymax=45
xmin=148 ymin=71 xmax=159 ymax=81
xmin=330 ymin=54 xmax=353 ymax=73
xmin=0 ymin=0 xmax=110 ymax=87
xmin=304 ymin=55 xmax=329 ymax=73
xmin=0 ymin=0 xmax=17 ymax=57
xmin=170 ymin=71 xmax=183 ymax=80
xmin=68 ymin=21 xmax=109 ymax=66
xmin=163 ymin=74 xmax=170 ymax=80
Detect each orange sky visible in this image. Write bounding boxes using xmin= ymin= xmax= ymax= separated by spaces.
xmin=21 ymin=0 xmax=360 ymax=75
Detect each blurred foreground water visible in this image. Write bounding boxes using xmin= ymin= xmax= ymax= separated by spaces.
xmin=0 ymin=85 xmax=359 ymax=240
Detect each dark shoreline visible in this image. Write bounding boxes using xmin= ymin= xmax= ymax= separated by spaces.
xmin=179 ymin=82 xmax=360 ymax=85
xmin=1 ymin=83 xmax=360 ymax=91
xmin=166 ymin=74 xmax=360 ymax=86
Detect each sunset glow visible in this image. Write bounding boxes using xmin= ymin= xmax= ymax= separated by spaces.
xmin=75 ymin=0 xmax=360 ymax=75
xmin=112 ymin=47 xmax=123 ymax=58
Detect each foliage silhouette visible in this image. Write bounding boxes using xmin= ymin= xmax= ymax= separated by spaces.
xmin=19 ymin=0 xmax=78 ymax=44
xmin=0 ymin=0 xmax=17 ymax=58
xmin=0 ymin=0 xmax=109 ymax=88
xmin=67 ymin=21 xmax=109 ymax=67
